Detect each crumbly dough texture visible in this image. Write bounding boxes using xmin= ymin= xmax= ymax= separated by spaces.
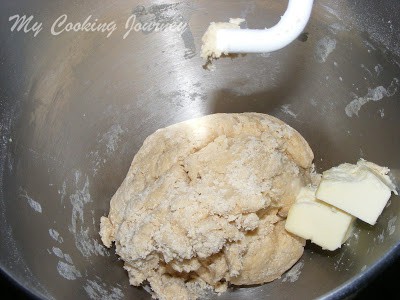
xmin=100 ymin=113 xmax=314 ymax=299
xmin=200 ymin=18 xmax=245 ymax=61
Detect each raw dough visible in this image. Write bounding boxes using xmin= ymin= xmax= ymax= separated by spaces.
xmin=200 ymin=18 xmax=245 ymax=61
xmin=100 ymin=113 xmax=314 ymax=299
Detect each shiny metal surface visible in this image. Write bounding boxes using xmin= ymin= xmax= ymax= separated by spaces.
xmin=1 ymin=0 xmax=400 ymax=299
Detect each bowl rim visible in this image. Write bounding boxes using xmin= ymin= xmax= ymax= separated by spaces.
xmin=319 ymin=242 xmax=400 ymax=299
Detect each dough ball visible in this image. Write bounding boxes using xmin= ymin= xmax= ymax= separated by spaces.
xmin=100 ymin=113 xmax=314 ymax=299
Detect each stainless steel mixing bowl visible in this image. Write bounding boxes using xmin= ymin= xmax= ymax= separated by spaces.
xmin=1 ymin=0 xmax=400 ymax=299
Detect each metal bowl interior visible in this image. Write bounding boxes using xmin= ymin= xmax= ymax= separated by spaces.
xmin=1 ymin=0 xmax=400 ymax=299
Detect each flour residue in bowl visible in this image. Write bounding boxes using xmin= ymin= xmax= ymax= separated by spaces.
xmin=314 ymin=36 xmax=337 ymax=63
xmin=282 ymin=260 xmax=304 ymax=283
xmin=88 ymin=124 xmax=124 ymax=176
xmin=48 ymin=231 xmax=82 ymax=281
xmin=376 ymin=230 xmax=385 ymax=244
xmin=51 ymin=247 xmax=74 ymax=265
xmin=84 ymin=279 xmax=124 ymax=300
xmin=387 ymin=216 xmax=397 ymax=235
xmin=375 ymin=64 xmax=383 ymax=76
xmin=345 ymin=78 xmax=399 ymax=117
xmin=58 ymin=181 xmax=67 ymax=203
xmin=360 ymin=64 xmax=373 ymax=77
xmin=57 ymin=261 xmax=82 ymax=280
xmin=329 ymin=22 xmax=348 ymax=34
xmin=100 ymin=124 xmax=124 ymax=155
xmin=281 ymin=104 xmax=298 ymax=118
xmin=69 ymin=171 xmax=108 ymax=258
xmin=49 ymin=229 xmax=64 ymax=243
xmin=19 ymin=188 xmax=42 ymax=213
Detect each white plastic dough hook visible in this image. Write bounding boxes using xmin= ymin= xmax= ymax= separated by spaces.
xmin=201 ymin=0 xmax=314 ymax=59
